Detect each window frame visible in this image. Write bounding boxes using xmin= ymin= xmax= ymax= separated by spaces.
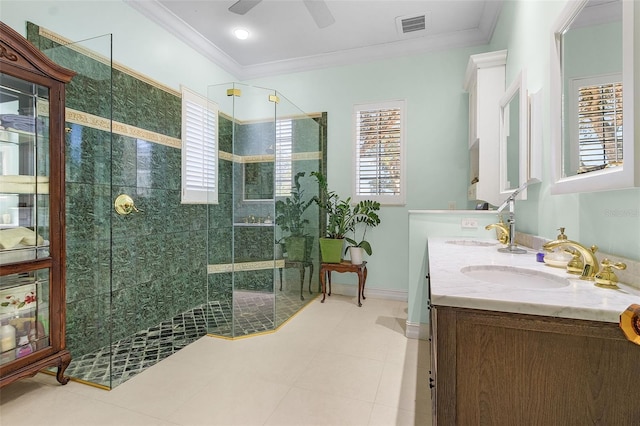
xmin=181 ymin=86 xmax=218 ymax=204
xmin=352 ymin=99 xmax=406 ymax=205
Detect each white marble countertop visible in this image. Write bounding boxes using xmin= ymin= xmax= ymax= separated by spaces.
xmin=428 ymin=237 xmax=640 ymax=323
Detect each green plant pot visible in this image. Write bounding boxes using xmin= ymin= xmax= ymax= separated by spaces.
xmin=285 ymin=236 xmax=307 ymax=261
xmin=319 ymin=238 xmax=344 ymax=263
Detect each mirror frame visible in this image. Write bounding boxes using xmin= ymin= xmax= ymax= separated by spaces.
xmin=550 ymin=0 xmax=636 ymax=194
xmin=499 ymin=69 xmax=529 ymax=198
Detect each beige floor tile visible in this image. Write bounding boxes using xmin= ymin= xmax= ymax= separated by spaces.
xmin=265 ymin=386 xmax=373 ymax=426
xmin=317 ymin=327 xmax=395 ymax=362
xmin=368 ymin=403 xmax=418 ymax=426
xmin=294 ymin=351 xmax=385 ymax=402
xmin=0 ymin=377 xmax=175 ymax=426
xmin=374 ymin=361 xmax=431 ymax=413
xmin=0 ymin=297 xmax=430 ymax=426
xmin=166 ymin=369 xmax=290 ymax=426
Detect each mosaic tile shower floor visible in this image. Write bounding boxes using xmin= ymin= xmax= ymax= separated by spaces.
xmin=65 ymin=289 xmax=315 ymax=388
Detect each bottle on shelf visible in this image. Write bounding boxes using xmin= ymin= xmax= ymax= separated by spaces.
xmin=0 ymin=323 xmax=17 ymax=364
xmin=15 ymin=334 xmax=33 ymax=358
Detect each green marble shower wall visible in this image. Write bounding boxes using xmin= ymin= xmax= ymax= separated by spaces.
xmin=28 ymin=22 xmax=326 ymax=355
xmin=28 ymin=22 xmax=214 ymax=357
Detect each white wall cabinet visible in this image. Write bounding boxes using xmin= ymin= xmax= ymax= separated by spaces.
xmin=464 ymin=50 xmax=506 ymax=207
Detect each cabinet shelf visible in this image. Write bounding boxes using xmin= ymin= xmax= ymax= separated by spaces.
xmin=0 ymin=128 xmax=41 ymax=142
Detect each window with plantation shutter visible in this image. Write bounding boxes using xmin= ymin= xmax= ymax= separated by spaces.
xmin=353 ymin=100 xmax=406 ymax=205
xmin=181 ymin=87 xmax=218 ymax=204
xmin=275 ymin=118 xmax=293 ymax=197
xmin=570 ymin=75 xmax=623 ymax=175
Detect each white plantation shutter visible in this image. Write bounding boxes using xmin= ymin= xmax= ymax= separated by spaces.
xmin=353 ymin=100 xmax=405 ymax=205
xmin=181 ymin=87 xmax=218 ymax=204
xmin=275 ymin=119 xmax=293 ymax=197
xmin=570 ymin=75 xmax=623 ymax=174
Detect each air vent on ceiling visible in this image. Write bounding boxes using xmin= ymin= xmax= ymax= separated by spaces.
xmin=396 ymin=13 xmax=430 ymax=36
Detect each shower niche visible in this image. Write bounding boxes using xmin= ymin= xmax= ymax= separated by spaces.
xmin=206 ymin=83 xmax=326 ymax=337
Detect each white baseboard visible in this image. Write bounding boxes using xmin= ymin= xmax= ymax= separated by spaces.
xmin=326 ymin=283 xmax=407 ymax=301
xmin=405 ymin=320 xmax=430 ymax=340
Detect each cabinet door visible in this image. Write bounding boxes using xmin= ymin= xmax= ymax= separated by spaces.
xmin=0 ymin=72 xmax=53 ymax=365
xmin=429 ymin=304 xmax=437 ymax=425
xmin=0 ymin=73 xmax=51 ymax=263
xmin=0 ymin=269 xmax=51 ymax=364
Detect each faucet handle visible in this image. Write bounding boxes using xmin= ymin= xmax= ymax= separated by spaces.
xmin=594 ymin=258 xmax=627 ymax=289
xmin=564 ymin=248 xmax=583 ymax=275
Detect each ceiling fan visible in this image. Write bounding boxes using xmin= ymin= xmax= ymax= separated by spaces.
xmin=229 ymin=0 xmax=336 ymax=28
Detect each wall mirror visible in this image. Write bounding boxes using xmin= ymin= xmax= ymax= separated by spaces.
xmin=499 ymin=70 xmax=528 ymax=197
xmin=243 ymin=162 xmax=274 ymax=201
xmin=550 ymin=0 xmax=636 ymax=194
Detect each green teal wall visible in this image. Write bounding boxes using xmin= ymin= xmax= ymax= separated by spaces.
xmin=489 ymin=0 xmax=640 ymax=261
xmin=3 ymin=0 xmax=638 ymax=302
xmin=245 ymin=49 xmax=487 ymax=294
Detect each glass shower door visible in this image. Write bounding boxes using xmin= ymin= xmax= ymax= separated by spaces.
xmin=207 ymin=82 xmax=324 ymax=337
xmin=273 ymin=92 xmax=322 ymax=328
xmin=230 ymin=84 xmax=277 ymax=337
xmin=43 ymin=34 xmax=115 ymax=388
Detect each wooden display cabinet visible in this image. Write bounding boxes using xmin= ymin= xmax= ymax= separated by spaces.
xmin=0 ymin=22 xmax=74 ymax=387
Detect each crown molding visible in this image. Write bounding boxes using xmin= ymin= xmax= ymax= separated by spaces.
xmin=125 ymin=0 xmax=501 ymax=81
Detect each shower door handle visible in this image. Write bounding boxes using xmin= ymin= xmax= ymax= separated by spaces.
xmin=114 ymin=194 xmax=143 ymax=215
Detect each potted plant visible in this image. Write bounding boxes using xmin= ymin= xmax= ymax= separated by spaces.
xmin=344 ymin=199 xmax=381 ymax=264
xmin=275 ymin=172 xmax=314 ymax=261
xmin=311 ymin=172 xmax=381 ymax=264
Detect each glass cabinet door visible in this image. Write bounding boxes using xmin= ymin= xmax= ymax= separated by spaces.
xmin=0 ymin=269 xmax=50 ymax=365
xmin=0 ymin=73 xmax=50 ymax=263
xmin=0 ymin=73 xmax=52 ymax=364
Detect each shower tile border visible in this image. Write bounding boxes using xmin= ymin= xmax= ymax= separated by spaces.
xmin=66 ymin=109 xmax=323 ymax=162
xmin=208 ymin=260 xmax=285 ymax=274
xmin=66 ymin=108 xmax=181 ymax=149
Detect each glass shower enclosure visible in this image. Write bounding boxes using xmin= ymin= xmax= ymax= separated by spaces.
xmin=30 ymin=24 xmax=325 ymax=390
xmin=206 ymin=83 xmax=325 ymax=338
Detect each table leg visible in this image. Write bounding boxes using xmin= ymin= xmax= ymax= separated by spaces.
xmin=362 ymin=266 xmax=367 ymax=301
xmin=357 ymin=269 xmax=364 ymax=307
xmin=299 ymin=264 xmax=305 ymax=301
xmin=279 ymin=268 xmax=283 ymax=291
xmin=320 ymin=267 xmax=327 ymax=303
xmin=327 ymin=271 xmax=332 ymax=296
xmin=308 ymin=263 xmax=314 ymax=294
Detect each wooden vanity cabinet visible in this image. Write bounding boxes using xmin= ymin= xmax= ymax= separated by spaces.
xmin=0 ymin=22 xmax=74 ymax=387
xmin=430 ymin=305 xmax=640 ymax=425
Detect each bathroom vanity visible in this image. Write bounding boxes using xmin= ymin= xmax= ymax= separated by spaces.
xmin=427 ymin=238 xmax=640 ymax=425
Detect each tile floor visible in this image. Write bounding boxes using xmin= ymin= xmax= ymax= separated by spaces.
xmin=0 ymin=295 xmax=432 ymax=425
xmin=65 ymin=290 xmax=312 ymax=388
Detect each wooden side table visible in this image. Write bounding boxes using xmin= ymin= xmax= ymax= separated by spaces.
xmin=279 ymin=260 xmax=314 ymax=300
xmin=320 ymin=261 xmax=367 ymax=307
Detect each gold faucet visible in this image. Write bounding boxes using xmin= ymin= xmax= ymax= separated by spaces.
xmin=542 ymin=239 xmax=599 ymax=280
xmin=594 ymin=259 xmax=627 ymax=289
xmin=485 ymin=217 xmax=509 ymax=245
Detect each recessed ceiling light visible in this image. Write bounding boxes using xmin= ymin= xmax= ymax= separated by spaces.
xmin=234 ymin=28 xmax=250 ymax=40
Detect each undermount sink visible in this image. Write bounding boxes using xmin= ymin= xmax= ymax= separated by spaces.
xmin=445 ymin=240 xmax=497 ymax=247
xmin=461 ymin=265 xmax=570 ymax=289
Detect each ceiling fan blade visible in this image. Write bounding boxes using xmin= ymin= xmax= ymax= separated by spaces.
xmin=303 ymin=0 xmax=335 ymax=29
xmin=229 ymin=0 xmax=262 ymax=15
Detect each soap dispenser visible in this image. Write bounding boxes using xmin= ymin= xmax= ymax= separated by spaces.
xmin=543 ymin=228 xmax=573 ymax=268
